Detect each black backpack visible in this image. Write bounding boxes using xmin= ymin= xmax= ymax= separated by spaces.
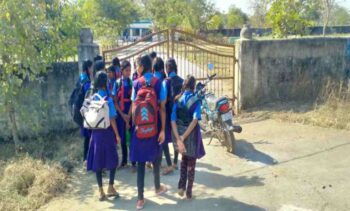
xmin=69 ymin=79 xmax=89 ymax=126
xmin=166 ymin=75 xmax=184 ymax=113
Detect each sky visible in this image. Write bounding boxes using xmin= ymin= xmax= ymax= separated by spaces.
xmin=211 ymin=0 xmax=350 ymax=14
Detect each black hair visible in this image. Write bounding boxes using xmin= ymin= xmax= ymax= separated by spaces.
xmin=149 ymin=51 xmax=157 ymax=59
xmin=153 ymin=57 xmax=164 ymax=73
xmin=175 ymin=75 xmax=196 ymax=101
xmin=121 ymin=60 xmax=131 ymax=71
xmin=83 ymin=60 xmax=93 ymax=73
xmin=166 ymin=58 xmax=177 ymax=74
xmin=94 ymin=55 xmax=103 ymax=62
xmin=112 ymin=57 xmax=120 ymax=67
xmin=94 ymin=71 xmax=108 ymax=90
xmin=93 ymin=60 xmax=105 ymax=76
xmin=107 ymin=65 xmax=115 ymax=72
xmin=140 ymin=54 xmax=152 ymax=76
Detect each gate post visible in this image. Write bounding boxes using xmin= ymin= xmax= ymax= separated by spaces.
xmin=170 ymin=26 xmax=175 ymax=58
xmin=77 ymin=28 xmax=100 ymax=72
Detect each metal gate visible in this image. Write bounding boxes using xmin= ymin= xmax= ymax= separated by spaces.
xmin=102 ymin=28 xmax=236 ymax=102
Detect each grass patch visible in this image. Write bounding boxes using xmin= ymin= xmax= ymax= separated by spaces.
xmin=0 ymin=156 xmax=67 ymax=211
xmin=240 ymin=80 xmax=350 ymax=130
xmin=0 ymin=130 xmax=83 ymax=211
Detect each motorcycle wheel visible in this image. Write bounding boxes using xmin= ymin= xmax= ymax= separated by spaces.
xmin=223 ymin=129 xmax=236 ymax=154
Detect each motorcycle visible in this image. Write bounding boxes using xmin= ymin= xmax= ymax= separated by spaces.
xmin=196 ymin=73 xmax=242 ymax=153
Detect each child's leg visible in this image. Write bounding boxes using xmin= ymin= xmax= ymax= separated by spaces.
xmin=109 ymin=168 xmax=116 ymax=185
xmin=96 ymin=170 xmax=103 ymax=188
xmin=162 ymin=144 xmax=172 ymax=167
xmin=186 ymin=157 xmax=197 ymax=198
xmin=137 ymin=162 xmax=146 ymax=200
xmin=121 ymin=142 xmax=128 ymax=165
xmin=83 ymin=136 xmax=90 ymax=161
xmin=173 ymin=151 xmax=179 ymax=166
xmin=152 ymin=151 xmax=162 ymax=190
xmin=178 ymin=155 xmax=188 ymax=190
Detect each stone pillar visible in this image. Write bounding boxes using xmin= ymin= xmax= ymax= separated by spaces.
xmin=77 ymin=28 xmax=100 ymax=72
xmin=235 ymin=25 xmax=253 ymax=113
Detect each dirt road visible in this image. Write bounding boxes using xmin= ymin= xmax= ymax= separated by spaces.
xmin=40 ymin=118 xmax=350 ymax=211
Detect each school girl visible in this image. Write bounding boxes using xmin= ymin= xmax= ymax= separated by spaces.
xmin=152 ymin=57 xmax=174 ymax=175
xmin=130 ymin=55 xmax=167 ymax=210
xmin=112 ymin=57 xmax=121 ymax=79
xmin=86 ymin=70 xmax=122 ymax=201
xmin=112 ymin=60 xmax=135 ymax=168
xmin=80 ymin=60 xmax=93 ymax=162
xmin=107 ymin=65 xmax=116 ymax=94
xmin=165 ymin=58 xmax=183 ymax=170
xmin=171 ymin=75 xmax=206 ymax=200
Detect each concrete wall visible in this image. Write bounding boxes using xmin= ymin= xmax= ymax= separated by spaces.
xmin=235 ymin=37 xmax=350 ymax=110
xmin=0 ymin=62 xmax=79 ymax=140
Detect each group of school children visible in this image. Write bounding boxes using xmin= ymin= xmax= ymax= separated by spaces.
xmin=78 ymin=52 xmax=205 ymax=210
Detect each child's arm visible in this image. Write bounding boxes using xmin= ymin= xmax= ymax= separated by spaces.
xmin=180 ymin=119 xmax=198 ymax=141
xmin=171 ymin=104 xmax=185 ymax=153
xmin=111 ymin=118 xmax=121 ymax=144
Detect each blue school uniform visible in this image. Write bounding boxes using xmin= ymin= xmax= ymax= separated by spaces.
xmin=171 ymin=90 xmax=206 ymax=159
xmin=112 ymin=77 xmax=132 ymax=145
xmin=154 ymin=72 xmax=169 ymax=145
xmin=87 ymin=90 xmax=119 ymax=172
xmin=129 ymin=72 xmax=167 ymax=162
xmin=79 ymin=73 xmax=92 ymax=138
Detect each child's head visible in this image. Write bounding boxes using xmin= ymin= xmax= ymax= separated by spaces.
xmin=153 ymin=57 xmax=164 ymax=73
xmin=93 ymin=60 xmax=105 ymax=77
xmin=107 ymin=65 xmax=116 ymax=80
xmin=83 ymin=59 xmax=93 ymax=77
xmin=166 ymin=58 xmax=177 ymax=75
xmin=94 ymin=71 xmax=108 ymax=90
xmin=112 ymin=57 xmax=120 ymax=68
xmin=135 ymin=56 xmax=142 ymax=75
xmin=183 ymin=75 xmax=196 ymax=92
xmin=121 ymin=60 xmax=131 ymax=78
xmin=139 ymin=54 xmax=152 ymax=76
xmin=94 ymin=55 xmax=103 ymax=62
xmin=149 ymin=51 xmax=157 ymax=62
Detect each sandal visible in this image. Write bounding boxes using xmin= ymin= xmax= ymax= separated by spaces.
xmin=98 ymin=188 xmax=107 ymax=201
xmin=155 ymin=185 xmax=168 ymax=196
xmin=178 ymin=189 xmax=185 ymax=197
xmin=136 ymin=199 xmax=145 ymax=210
xmin=162 ymin=167 xmax=174 ymax=175
xmin=107 ymin=185 xmax=120 ymax=198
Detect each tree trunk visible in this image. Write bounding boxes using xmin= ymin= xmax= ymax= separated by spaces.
xmin=6 ymin=100 xmax=22 ymax=152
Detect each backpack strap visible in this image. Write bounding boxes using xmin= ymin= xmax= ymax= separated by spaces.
xmin=185 ymin=95 xmax=200 ymax=110
xmin=139 ymin=76 xmax=157 ymax=87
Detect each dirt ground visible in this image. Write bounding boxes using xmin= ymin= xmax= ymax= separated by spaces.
xmin=40 ymin=117 xmax=350 ymax=211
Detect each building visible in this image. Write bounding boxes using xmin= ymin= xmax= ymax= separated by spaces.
xmin=122 ymin=20 xmax=153 ymax=42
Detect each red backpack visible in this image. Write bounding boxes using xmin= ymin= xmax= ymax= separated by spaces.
xmin=132 ymin=76 xmax=158 ymax=139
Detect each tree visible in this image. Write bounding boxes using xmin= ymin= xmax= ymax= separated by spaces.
xmin=0 ymin=0 xmax=79 ymax=151
xmin=143 ymin=0 xmax=214 ymax=31
xmin=81 ymin=0 xmax=140 ymax=45
xmin=249 ymin=0 xmax=271 ymax=27
xmin=207 ymin=13 xmax=225 ymax=30
xmin=321 ymin=0 xmax=336 ymax=36
xmin=329 ymin=5 xmax=350 ymax=26
xmin=266 ymin=0 xmax=315 ymax=37
xmin=226 ymin=6 xmax=248 ymax=28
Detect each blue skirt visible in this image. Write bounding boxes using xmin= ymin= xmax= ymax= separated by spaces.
xmin=87 ymin=127 xmax=118 ymax=172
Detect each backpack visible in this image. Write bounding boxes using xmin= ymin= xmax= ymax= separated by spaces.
xmin=116 ymin=78 xmax=132 ymax=111
xmin=172 ymin=95 xmax=200 ymax=158
xmin=69 ymin=79 xmax=89 ymax=126
xmin=132 ymin=76 xmax=158 ymax=139
xmin=81 ymin=93 xmax=110 ymax=129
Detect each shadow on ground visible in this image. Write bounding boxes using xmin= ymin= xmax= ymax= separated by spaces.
xmin=106 ymin=195 xmax=265 ymax=211
xmin=235 ymin=139 xmax=278 ymax=166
